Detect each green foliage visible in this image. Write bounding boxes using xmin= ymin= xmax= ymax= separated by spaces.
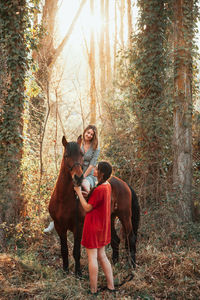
xmin=102 ymin=0 xmax=173 ymax=205
xmin=0 ymin=0 xmax=44 ymax=232
xmin=102 ymin=0 xmax=199 ymax=212
xmin=0 ymin=1 xmax=28 ymax=218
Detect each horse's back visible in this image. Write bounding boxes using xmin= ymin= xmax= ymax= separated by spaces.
xmin=109 ymin=176 xmax=131 ymax=195
xmin=109 ymin=175 xmax=140 ymax=239
xmin=109 ymin=176 xmax=132 ymax=213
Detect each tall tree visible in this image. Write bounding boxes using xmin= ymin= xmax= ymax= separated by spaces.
xmin=127 ymin=0 xmax=132 ymax=49
xmin=35 ymin=0 xmax=59 ymax=89
xmin=120 ymin=0 xmax=125 ymax=48
xmin=105 ymin=0 xmax=112 ymax=86
xmin=30 ymin=0 xmax=87 ymax=182
xmin=99 ymin=0 xmax=106 ymax=99
xmin=103 ymin=0 xmax=170 ymax=205
xmin=34 ymin=0 xmax=87 ymax=86
xmin=113 ymin=0 xmax=118 ymax=76
xmin=89 ymin=0 xmax=96 ymax=124
xmin=173 ymin=0 xmax=194 ymax=221
xmin=0 ymin=0 xmax=28 ymax=238
xmin=130 ymin=0 xmax=169 ymax=204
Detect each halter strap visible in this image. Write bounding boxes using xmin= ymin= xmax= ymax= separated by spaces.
xmin=67 ymin=162 xmax=82 ymax=172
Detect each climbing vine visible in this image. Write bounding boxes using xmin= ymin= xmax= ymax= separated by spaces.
xmin=102 ymin=0 xmax=199 ymax=210
xmin=0 ymin=0 xmax=40 ymax=226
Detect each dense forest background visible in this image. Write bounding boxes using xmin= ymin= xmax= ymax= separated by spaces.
xmin=0 ymin=0 xmax=199 ymax=299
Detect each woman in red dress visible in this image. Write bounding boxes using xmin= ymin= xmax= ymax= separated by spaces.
xmin=74 ymin=161 xmax=115 ymax=295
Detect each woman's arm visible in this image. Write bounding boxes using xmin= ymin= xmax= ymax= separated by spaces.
xmin=74 ymin=186 xmax=93 ymax=212
xmin=83 ymin=165 xmax=94 ymax=178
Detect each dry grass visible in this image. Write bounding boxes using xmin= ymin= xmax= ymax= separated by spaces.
xmin=1 ymin=208 xmax=199 ymax=300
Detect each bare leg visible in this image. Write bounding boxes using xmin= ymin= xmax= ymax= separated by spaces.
xmin=97 ymin=246 xmax=114 ymax=290
xmin=86 ymin=248 xmax=98 ymax=293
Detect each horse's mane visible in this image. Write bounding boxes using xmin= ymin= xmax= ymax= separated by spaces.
xmin=65 ymin=141 xmax=82 ymax=157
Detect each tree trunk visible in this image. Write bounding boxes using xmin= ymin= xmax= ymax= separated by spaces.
xmin=48 ymin=0 xmax=87 ymax=69
xmin=35 ymin=0 xmax=59 ymax=89
xmin=120 ymin=0 xmax=125 ymax=48
xmin=113 ymin=0 xmax=118 ymax=76
xmin=127 ymin=0 xmax=132 ymax=49
xmin=99 ymin=0 xmax=106 ymax=99
xmin=173 ymin=0 xmax=193 ymax=221
xmin=34 ymin=0 xmax=87 ymax=88
xmin=30 ymin=0 xmax=87 ymax=186
xmin=105 ymin=0 xmax=112 ymax=86
xmin=129 ymin=0 xmax=169 ymax=205
xmin=0 ymin=1 xmax=27 ymax=240
xmin=89 ymin=0 xmax=96 ymax=124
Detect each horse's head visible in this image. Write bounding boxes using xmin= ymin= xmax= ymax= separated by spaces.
xmin=62 ymin=135 xmax=84 ymax=186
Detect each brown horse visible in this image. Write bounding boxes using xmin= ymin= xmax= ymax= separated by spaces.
xmin=109 ymin=176 xmax=140 ymax=267
xmin=48 ymin=136 xmax=140 ymax=275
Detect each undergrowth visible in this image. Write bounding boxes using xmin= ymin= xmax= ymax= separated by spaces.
xmin=1 ymin=149 xmax=199 ymax=299
xmin=1 ymin=201 xmax=199 ymax=300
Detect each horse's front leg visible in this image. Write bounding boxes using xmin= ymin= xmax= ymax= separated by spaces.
xmin=111 ymin=214 xmax=120 ymax=264
xmin=59 ymin=233 xmax=69 ymax=272
xmin=73 ymin=229 xmax=82 ymax=276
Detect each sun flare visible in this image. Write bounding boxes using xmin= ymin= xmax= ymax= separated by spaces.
xmin=57 ymin=1 xmax=116 ymax=43
xmin=79 ymin=2 xmax=104 ymax=35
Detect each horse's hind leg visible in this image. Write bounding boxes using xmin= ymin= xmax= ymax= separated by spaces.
xmin=120 ymin=218 xmax=137 ymax=268
xmin=60 ymin=233 xmax=69 ymax=272
xmin=127 ymin=231 xmax=137 ymax=267
xmin=111 ymin=215 xmax=120 ymax=264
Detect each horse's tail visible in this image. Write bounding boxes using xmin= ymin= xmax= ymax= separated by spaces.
xmin=128 ymin=184 xmax=140 ymax=238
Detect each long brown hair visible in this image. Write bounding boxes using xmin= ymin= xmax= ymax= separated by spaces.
xmin=82 ymin=124 xmax=98 ymax=150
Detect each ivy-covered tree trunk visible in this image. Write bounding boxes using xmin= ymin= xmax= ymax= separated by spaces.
xmin=173 ymin=0 xmax=194 ymax=221
xmin=0 ymin=1 xmax=28 ymax=237
xmin=131 ymin=0 xmax=170 ymax=204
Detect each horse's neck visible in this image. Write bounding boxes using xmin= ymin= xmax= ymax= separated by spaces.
xmin=57 ymin=160 xmax=73 ymax=191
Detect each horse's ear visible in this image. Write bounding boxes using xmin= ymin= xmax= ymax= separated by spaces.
xmin=62 ymin=136 xmax=68 ymax=147
xmin=77 ymin=135 xmax=82 ymax=146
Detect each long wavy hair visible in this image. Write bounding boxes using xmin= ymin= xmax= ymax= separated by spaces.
xmin=82 ymin=125 xmax=98 ymax=150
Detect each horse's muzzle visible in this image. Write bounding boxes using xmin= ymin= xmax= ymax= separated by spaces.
xmin=73 ymin=174 xmax=84 ymax=187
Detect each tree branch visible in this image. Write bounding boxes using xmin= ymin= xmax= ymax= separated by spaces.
xmin=47 ymin=0 xmax=87 ymax=68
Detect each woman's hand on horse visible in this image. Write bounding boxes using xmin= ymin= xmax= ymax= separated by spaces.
xmin=74 ymin=186 xmax=81 ymax=196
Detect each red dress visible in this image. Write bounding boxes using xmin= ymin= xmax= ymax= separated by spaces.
xmin=81 ymin=183 xmax=111 ymax=249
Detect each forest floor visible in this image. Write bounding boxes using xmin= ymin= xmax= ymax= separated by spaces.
xmin=0 ymin=209 xmax=200 ymax=300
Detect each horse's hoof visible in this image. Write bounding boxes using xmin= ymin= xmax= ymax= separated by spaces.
xmin=75 ymin=270 xmax=82 ymax=278
xmin=63 ymin=267 xmax=69 ymax=274
xmin=131 ymin=262 xmax=136 ymax=269
xmin=112 ymin=257 xmax=119 ymax=265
